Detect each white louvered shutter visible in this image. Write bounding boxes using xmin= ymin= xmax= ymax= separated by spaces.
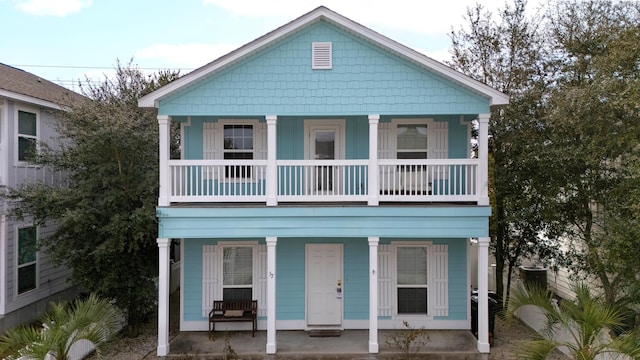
xmin=202 ymin=245 xmax=218 ymax=317
xmin=256 ymin=244 xmax=268 ymax=317
xmin=430 ymin=244 xmax=449 ymax=316
xmin=312 ymin=42 xmax=332 ymax=69
xmin=377 ymin=244 xmax=393 ymax=317
xmin=429 ymin=122 xmax=448 ymax=159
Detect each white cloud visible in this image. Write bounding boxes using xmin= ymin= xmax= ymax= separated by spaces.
xmin=135 ymin=43 xmax=240 ymax=69
xmin=14 ymin=0 xmax=92 ymax=16
xmin=202 ymin=0 xmax=518 ymax=36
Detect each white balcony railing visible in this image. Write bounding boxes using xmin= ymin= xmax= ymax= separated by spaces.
xmin=166 ymin=159 xmax=479 ymax=204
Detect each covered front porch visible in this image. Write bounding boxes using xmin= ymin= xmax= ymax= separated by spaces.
xmin=166 ymin=328 xmax=484 ymax=359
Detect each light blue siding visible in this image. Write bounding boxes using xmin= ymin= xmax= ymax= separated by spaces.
xmin=158 ymin=206 xmax=490 ymax=239
xmin=158 ymin=21 xmax=490 ymax=117
xmin=275 ymin=238 xmax=305 ymax=320
xmin=441 ymin=239 xmax=468 ymax=320
xmin=183 ymin=239 xmax=206 ymax=321
xmin=182 ymin=237 xmax=468 ymax=322
xmin=343 ymin=239 xmax=369 ymax=320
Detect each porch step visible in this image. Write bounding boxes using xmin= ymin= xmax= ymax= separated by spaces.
xmin=308 ymin=329 xmax=342 ymax=337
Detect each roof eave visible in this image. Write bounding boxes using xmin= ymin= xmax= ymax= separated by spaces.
xmin=0 ymin=88 xmax=63 ymax=110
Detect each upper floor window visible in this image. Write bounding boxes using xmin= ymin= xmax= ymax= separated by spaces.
xmin=396 ymin=123 xmax=428 ymax=160
xmin=17 ymin=226 xmax=37 ymax=294
xmin=18 ymin=110 xmax=38 ymax=162
xmin=223 ymin=124 xmax=253 ymax=178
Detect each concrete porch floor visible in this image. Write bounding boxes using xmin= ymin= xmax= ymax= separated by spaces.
xmin=167 ymin=329 xmax=485 ymax=359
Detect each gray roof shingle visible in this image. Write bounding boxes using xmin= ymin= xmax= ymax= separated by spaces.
xmin=0 ymin=63 xmax=85 ymax=108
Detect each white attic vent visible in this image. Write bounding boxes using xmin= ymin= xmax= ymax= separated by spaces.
xmin=312 ymin=42 xmax=332 ymax=69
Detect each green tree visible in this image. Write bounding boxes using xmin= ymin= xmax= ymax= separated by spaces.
xmin=7 ymin=61 xmax=180 ymax=330
xmin=508 ymin=284 xmax=640 ymax=360
xmin=540 ymin=0 xmax=640 ymax=306
xmin=448 ymin=0 xmax=557 ymax=308
xmin=0 ymin=294 xmax=122 ymax=360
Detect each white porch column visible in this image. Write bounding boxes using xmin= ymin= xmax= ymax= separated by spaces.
xmin=266 ymin=116 xmax=278 ymax=206
xmin=266 ymin=237 xmax=277 ymax=354
xmin=368 ymin=236 xmax=379 ymax=353
xmin=477 ymin=237 xmax=490 ymax=353
xmin=158 ymin=115 xmax=171 ymax=207
xmin=157 ymin=238 xmax=171 ymax=356
xmin=477 ymin=114 xmax=490 ymax=206
xmin=368 ymin=115 xmax=380 ymax=206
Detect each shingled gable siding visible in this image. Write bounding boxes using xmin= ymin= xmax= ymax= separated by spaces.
xmin=158 ymin=21 xmax=490 ymax=117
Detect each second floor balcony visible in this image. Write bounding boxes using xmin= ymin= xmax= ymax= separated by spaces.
xmin=165 ymin=158 xmax=479 ymax=205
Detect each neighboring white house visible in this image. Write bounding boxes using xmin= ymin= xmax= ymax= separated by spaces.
xmin=0 ymin=63 xmax=84 ymax=332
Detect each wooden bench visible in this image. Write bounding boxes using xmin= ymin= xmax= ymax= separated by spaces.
xmin=208 ymin=300 xmax=257 ymax=337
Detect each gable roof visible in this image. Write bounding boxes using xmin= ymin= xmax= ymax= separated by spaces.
xmin=139 ymin=6 xmax=509 ymax=109
xmin=0 ymin=63 xmax=85 ymax=109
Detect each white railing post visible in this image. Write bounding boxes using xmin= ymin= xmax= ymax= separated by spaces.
xmin=368 ymin=236 xmax=379 ymax=353
xmin=266 ymin=115 xmax=278 ymax=206
xmin=477 ymin=114 xmax=490 ymax=205
xmin=158 ymin=115 xmax=171 ymax=206
xmin=477 ymin=237 xmax=490 ymax=353
xmin=266 ymin=237 xmax=277 ymax=354
xmin=157 ymin=238 xmax=171 ymax=356
xmin=368 ymin=115 xmax=379 ymax=206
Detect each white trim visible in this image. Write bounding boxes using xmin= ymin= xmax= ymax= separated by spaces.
xmin=0 ymin=215 xmax=6 ymax=314
xmin=379 ymin=319 xmax=469 ymax=330
xmin=14 ymin=223 xmax=39 ymax=297
xmin=0 ymin=89 xmax=63 ymax=110
xmin=391 ymin=241 xmax=446 ymax=319
xmin=157 ymin=238 xmax=171 ymax=357
xmin=138 ymin=7 xmax=508 ymax=108
xmin=0 ymin=101 xmax=7 ymax=186
xmin=368 ymin=236 xmax=379 ymax=353
xmin=266 ymin=237 xmax=277 ymax=354
xmin=14 ymin=105 xmax=40 ymax=166
xmin=303 ymin=119 xmax=346 ymax=160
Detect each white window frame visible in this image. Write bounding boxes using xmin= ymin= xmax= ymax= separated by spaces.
xmin=392 ymin=241 xmax=433 ymax=319
xmin=15 ymin=106 xmax=40 ymax=165
xmin=217 ymin=241 xmax=257 ymax=301
xmin=391 ymin=118 xmax=435 ymax=160
xmin=15 ymin=224 xmax=38 ymax=296
xmin=215 ymin=120 xmax=261 ymax=182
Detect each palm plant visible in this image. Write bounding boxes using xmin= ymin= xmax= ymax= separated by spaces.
xmin=0 ymin=293 xmax=122 ymax=360
xmin=508 ymin=283 xmax=640 ymax=360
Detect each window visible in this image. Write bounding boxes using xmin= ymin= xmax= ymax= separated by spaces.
xmin=397 ymin=123 xmax=428 ymax=160
xmin=17 ymin=226 xmax=37 ymax=294
xmin=18 ymin=110 xmax=38 ymax=162
xmin=222 ymin=246 xmax=253 ymax=301
xmin=396 ymin=246 xmax=428 ymax=315
xmin=223 ymin=125 xmax=253 ymax=178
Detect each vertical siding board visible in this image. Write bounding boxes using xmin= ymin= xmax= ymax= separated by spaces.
xmin=377 ymin=244 xmax=392 ymax=317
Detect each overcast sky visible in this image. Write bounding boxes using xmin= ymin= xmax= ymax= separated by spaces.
xmin=1 ymin=0 xmax=542 ymax=92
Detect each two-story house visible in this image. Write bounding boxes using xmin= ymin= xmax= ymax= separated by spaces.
xmin=0 ymin=63 xmax=83 ymax=331
xmin=139 ymin=7 xmax=508 ymax=356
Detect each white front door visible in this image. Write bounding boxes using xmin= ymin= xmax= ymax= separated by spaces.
xmin=306 ymin=244 xmax=343 ymax=326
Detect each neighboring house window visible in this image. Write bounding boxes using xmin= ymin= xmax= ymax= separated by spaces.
xmin=396 ymin=245 xmax=428 ymax=315
xmin=396 ymin=123 xmax=428 ymax=160
xmin=17 ymin=226 xmax=37 ymax=294
xmin=223 ymin=124 xmax=253 ymax=178
xmin=222 ymin=246 xmax=253 ymax=301
xmin=18 ymin=110 xmax=38 ymax=162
